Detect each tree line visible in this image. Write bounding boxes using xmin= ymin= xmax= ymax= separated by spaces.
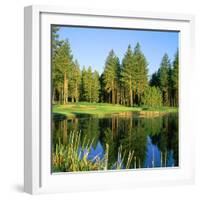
xmin=52 ymin=27 xmax=178 ymax=107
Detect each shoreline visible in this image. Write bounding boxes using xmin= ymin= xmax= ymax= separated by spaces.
xmin=52 ymin=102 xmax=178 ymax=119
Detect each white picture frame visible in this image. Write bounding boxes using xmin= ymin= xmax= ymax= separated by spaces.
xmin=24 ymin=5 xmax=195 ymax=194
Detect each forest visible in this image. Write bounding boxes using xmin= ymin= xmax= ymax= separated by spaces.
xmin=51 ymin=26 xmax=179 ymax=172
xmin=52 ymin=27 xmax=179 ymax=108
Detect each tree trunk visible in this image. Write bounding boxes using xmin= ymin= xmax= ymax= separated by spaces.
xmin=75 ymin=84 xmax=78 ymax=103
xmin=129 ymin=80 xmax=133 ymax=107
xmin=123 ymin=89 xmax=126 ymax=105
xmin=112 ymin=88 xmax=115 ymax=104
xmin=61 ymin=87 xmax=63 ymax=104
xmin=52 ymin=88 xmax=55 ymax=104
xmin=63 ymin=72 xmax=68 ymax=104
xmin=116 ymin=89 xmax=119 ymax=104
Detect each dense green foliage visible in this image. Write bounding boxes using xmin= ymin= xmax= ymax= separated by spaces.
xmin=52 ymin=27 xmax=178 ymax=107
xmin=80 ymin=67 xmax=100 ymax=102
xmin=141 ymin=86 xmax=162 ymax=107
xmin=150 ymin=52 xmax=179 ymax=106
xmin=102 ymin=50 xmax=120 ymax=104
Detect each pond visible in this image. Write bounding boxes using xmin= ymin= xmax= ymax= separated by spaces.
xmin=52 ymin=112 xmax=178 ymax=172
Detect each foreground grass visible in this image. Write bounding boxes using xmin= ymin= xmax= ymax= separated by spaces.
xmin=52 ymin=131 xmax=134 ymax=172
xmin=53 ymin=102 xmax=178 ymax=118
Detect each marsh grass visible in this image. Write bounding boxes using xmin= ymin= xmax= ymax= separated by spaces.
xmin=52 ymin=131 xmax=135 ymax=172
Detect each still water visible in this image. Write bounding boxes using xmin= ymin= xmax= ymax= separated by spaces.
xmin=52 ymin=112 xmax=178 ymax=169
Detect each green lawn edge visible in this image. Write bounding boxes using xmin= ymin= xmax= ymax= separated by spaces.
xmin=52 ymin=102 xmax=178 ymax=119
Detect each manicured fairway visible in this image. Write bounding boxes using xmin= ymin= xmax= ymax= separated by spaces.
xmin=53 ymin=102 xmax=178 ymax=118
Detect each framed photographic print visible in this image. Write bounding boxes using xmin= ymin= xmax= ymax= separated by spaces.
xmin=24 ymin=5 xmax=195 ymax=194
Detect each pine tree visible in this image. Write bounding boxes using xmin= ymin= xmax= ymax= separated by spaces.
xmin=150 ymin=72 xmax=159 ymax=87
xmin=52 ymin=26 xmax=61 ymax=103
xmin=53 ymin=40 xmax=73 ymax=104
xmin=121 ymin=45 xmax=135 ymax=106
xmin=52 ymin=26 xmax=60 ymax=56
xmin=81 ymin=67 xmax=100 ymax=103
xmin=132 ymin=43 xmax=148 ymax=105
xmin=116 ymin=57 xmax=122 ymax=104
xmin=92 ymin=71 xmax=100 ymax=102
xmin=157 ymin=53 xmax=171 ymax=106
xmin=172 ymin=50 xmax=179 ymax=106
xmin=168 ymin=63 xmax=173 ymax=106
xmin=82 ymin=66 xmax=93 ymax=102
xmin=69 ymin=60 xmax=81 ymax=102
xmin=103 ymin=50 xmax=120 ymax=104
xmin=99 ymin=73 xmax=106 ymax=103
xmin=80 ymin=66 xmax=87 ymax=101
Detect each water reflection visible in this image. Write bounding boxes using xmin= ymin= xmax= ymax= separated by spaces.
xmin=52 ymin=112 xmax=178 ymax=169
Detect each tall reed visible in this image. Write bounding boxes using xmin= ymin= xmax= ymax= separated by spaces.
xmin=52 ymin=131 xmax=134 ymax=172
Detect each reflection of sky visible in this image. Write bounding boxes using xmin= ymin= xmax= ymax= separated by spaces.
xmin=144 ymin=136 xmax=175 ymax=168
xmin=79 ymin=141 xmax=104 ymax=160
xmin=88 ymin=142 xmax=104 ymax=160
xmin=57 ymin=26 xmax=178 ymax=76
xmin=78 ymin=137 xmax=175 ymax=168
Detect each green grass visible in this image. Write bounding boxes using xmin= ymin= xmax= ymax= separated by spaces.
xmin=52 ymin=131 xmax=134 ymax=172
xmin=140 ymin=106 xmax=178 ymax=112
xmin=53 ymin=102 xmax=178 ymax=118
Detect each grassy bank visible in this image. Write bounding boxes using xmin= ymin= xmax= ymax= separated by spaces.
xmin=52 ymin=102 xmax=178 ymax=118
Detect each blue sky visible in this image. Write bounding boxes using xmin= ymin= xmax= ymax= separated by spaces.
xmin=56 ymin=26 xmax=178 ymax=76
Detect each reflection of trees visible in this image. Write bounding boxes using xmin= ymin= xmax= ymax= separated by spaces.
xmin=52 ymin=113 xmax=179 ymax=169
xmin=101 ymin=117 xmax=148 ymax=169
xmin=79 ymin=117 xmax=100 ymax=148
xmin=144 ymin=117 xmax=162 ymax=136
xmin=52 ymin=119 xmax=68 ymax=148
xmin=102 ymin=128 xmax=119 ymax=168
xmin=52 ymin=117 xmax=100 ymax=149
xmin=168 ymin=114 xmax=179 ymax=166
xmin=120 ymin=119 xmax=148 ymax=169
xmin=150 ymin=114 xmax=178 ymax=166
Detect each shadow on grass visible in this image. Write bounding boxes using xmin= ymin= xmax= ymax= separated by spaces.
xmin=142 ymin=107 xmax=149 ymax=111
xmin=52 ymin=113 xmax=67 ymax=120
xmin=52 ymin=112 xmax=95 ymax=120
xmin=71 ymin=112 xmax=94 ymax=118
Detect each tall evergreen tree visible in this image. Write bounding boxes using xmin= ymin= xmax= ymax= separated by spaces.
xmin=92 ymin=71 xmax=100 ymax=102
xmin=103 ymin=50 xmax=120 ymax=104
xmin=99 ymin=73 xmax=106 ymax=103
xmin=80 ymin=67 xmax=86 ymax=101
xmin=81 ymin=67 xmax=100 ymax=103
xmin=168 ymin=63 xmax=173 ymax=106
xmin=132 ymin=43 xmax=148 ymax=105
xmin=53 ymin=40 xmax=73 ymax=104
xmin=157 ymin=53 xmax=171 ymax=106
xmin=121 ymin=45 xmax=135 ymax=106
xmin=69 ymin=60 xmax=81 ymax=102
xmin=82 ymin=66 xmax=93 ymax=102
xmin=172 ymin=50 xmax=179 ymax=106
xmin=52 ymin=26 xmax=61 ymax=103
xmin=150 ymin=72 xmax=159 ymax=87
xmin=52 ymin=26 xmax=60 ymax=56
xmin=116 ymin=57 xmax=122 ymax=104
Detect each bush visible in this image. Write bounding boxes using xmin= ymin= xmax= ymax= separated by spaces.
xmin=141 ymin=86 xmax=162 ymax=107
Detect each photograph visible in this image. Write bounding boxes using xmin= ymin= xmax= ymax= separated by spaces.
xmin=51 ymin=25 xmax=179 ymax=173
